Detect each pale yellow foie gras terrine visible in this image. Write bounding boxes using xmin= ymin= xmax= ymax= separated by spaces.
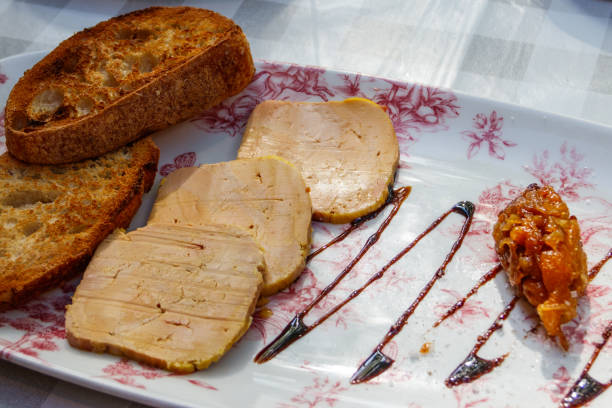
xmin=238 ymin=98 xmax=399 ymax=223
xmin=149 ymin=156 xmax=312 ymax=296
xmin=66 ymin=223 xmax=264 ymax=373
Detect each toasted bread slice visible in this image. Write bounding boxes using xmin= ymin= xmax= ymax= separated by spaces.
xmin=238 ymin=98 xmax=399 ymax=223
xmin=66 ymin=223 xmax=264 ymax=373
xmin=0 ymin=137 xmax=159 ymax=310
xmin=5 ymin=6 xmax=254 ymax=164
xmin=149 ymin=157 xmax=312 ymax=296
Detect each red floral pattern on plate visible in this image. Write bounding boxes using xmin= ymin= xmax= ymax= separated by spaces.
xmin=537 ymin=366 xmax=572 ymax=404
xmin=278 ymin=376 xmax=348 ymax=408
xmin=98 ymin=359 xmax=218 ymax=391
xmin=99 ymin=359 xmax=169 ymax=389
xmin=187 ymin=379 xmax=218 ymax=391
xmin=458 ymin=180 xmax=523 ymax=264
xmin=192 ymin=94 xmax=260 ymax=137
xmin=193 ymin=62 xmax=335 ymax=136
xmin=566 ymin=284 xmax=612 ymax=349
xmin=461 ymin=111 xmax=516 ymax=160
xmin=376 ymin=264 xmax=417 ymax=290
xmin=434 ymin=289 xmax=490 ymax=326
xmin=159 ymin=152 xmax=197 ymax=177
xmin=0 ymin=72 xmax=7 ymax=84
xmin=578 ymin=198 xmax=612 ymax=261
xmin=524 ymin=142 xmax=594 ymax=200
xmin=451 ymin=383 xmax=491 ymax=408
xmin=0 ymin=282 xmax=74 ymax=361
xmin=251 ymin=63 xmax=334 ymax=101
xmin=247 ymin=267 xmax=359 ymax=343
xmin=333 ymin=74 xmax=369 ymax=98
xmin=372 ymin=80 xmax=460 ymax=145
xmin=193 ymin=62 xmax=460 ymax=150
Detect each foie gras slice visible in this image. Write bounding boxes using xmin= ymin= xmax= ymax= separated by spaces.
xmin=65 ymin=223 xmax=264 ymax=373
xmin=149 ymin=157 xmax=312 ymax=296
xmin=237 ymin=98 xmax=399 ymax=223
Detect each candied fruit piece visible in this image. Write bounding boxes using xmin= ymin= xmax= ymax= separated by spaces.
xmin=492 ymin=184 xmax=587 ymax=349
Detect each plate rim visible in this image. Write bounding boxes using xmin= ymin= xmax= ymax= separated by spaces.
xmin=0 ymin=50 xmax=611 ymax=408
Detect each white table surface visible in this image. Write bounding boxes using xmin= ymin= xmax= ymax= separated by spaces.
xmin=1 ymin=0 xmax=612 ymax=407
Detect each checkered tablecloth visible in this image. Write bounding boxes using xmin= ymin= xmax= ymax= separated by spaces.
xmin=1 ymin=0 xmax=611 ymax=407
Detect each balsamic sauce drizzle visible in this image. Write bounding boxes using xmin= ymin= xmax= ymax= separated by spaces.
xmin=256 ymin=187 xmax=610 ymax=405
xmin=350 ymin=200 xmax=475 ymax=384
xmin=255 ymin=189 xmax=475 ymax=365
xmin=306 ymin=186 xmax=400 ymax=263
xmin=560 ymin=321 xmax=612 ymax=408
xmin=433 ymin=263 xmax=503 ymax=328
xmin=444 ymin=296 xmax=519 ymax=387
xmin=254 ymin=186 xmax=412 ymax=363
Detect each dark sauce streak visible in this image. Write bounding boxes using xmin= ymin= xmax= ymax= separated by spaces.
xmin=372 ymin=203 xmax=474 ymax=350
xmin=309 ymin=201 xmax=473 ymax=332
xmin=588 ymin=248 xmax=612 ymax=281
xmin=299 ymin=186 xmax=412 ymax=318
xmin=560 ymin=322 xmax=612 ymax=408
xmin=445 ymin=296 xmax=519 ymax=387
xmin=350 ymin=201 xmax=475 ymax=384
xmin=306 ymin=186 xmax=399 ymax=262
xmin=254 ymin=187 xmax=411 ymax=363
xmin=433 ymin=263 xmax=503 ymax=328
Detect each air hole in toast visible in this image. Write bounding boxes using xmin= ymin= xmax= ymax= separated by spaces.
xmin=100 ymin=68 xmax=119 ymax=87
xmin=2 ymin=190 xmax=61 ymax=208
xmin=61 ymin=52 xmax=80 ymax=73
xmin=4 ymin=218 xmax=18 ymax=229
xmin=116 ymin=28 xmax=154 ymax=41
xmin=138 ymin=52 xmax=159 ymax=73
xmin=76 ymin=96 xmax=94 ymax=117
xmin=121 ymin=55 xmax=138 ymax=77
xmin=10 ymin=111 xmax=28 ymax=131
xmin=69 ymin=224 xmax=89 ymax=234
xmin=29 ymin=88 xmax=64 ymax=121
xmin=22 ymin=221 xmax=43 ymax=236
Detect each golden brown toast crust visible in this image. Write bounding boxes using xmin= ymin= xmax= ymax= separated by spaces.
xmin=0 ymin=137 xmax=159 ymax=310
xmin=5 ymin=7 xmax=254 ymax=164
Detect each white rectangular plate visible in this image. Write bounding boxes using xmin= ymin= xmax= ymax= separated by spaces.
xmin=0 ymin=52 xmax=610 ymax=408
